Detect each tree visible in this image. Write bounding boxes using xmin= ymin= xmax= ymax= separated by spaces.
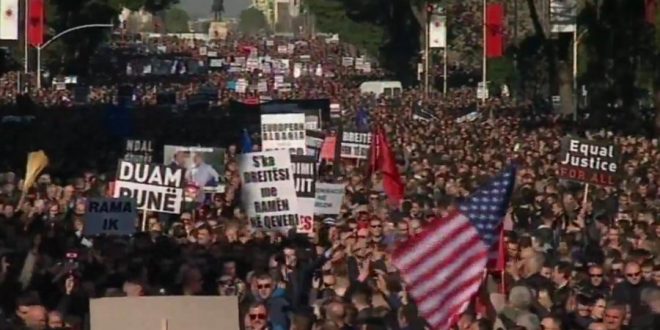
xmin=212 ymin=0 xmax=224 ymax=21
xmin=42 ymin=0 xmax=180 ymax=75
xmin=574 ymin=0 xmax=656 ymax=133
xmin=165 ymin=7 xmax=190 ymax=33
xmin=239 ymin=8 xmax=268 ymax=35
xmin=306 ymin=0 xmax=421 ymax=84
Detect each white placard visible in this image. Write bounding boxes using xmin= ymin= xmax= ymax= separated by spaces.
xmin=239 ymin=150 xmax=299 ymax=233
xmin=330 ymin=103 xmax=341 ymax=119
xmin=550 ymin=0 xmax=577 ymax=33
xmin=83 ymin=198 xmax=137 ymax=236
xmin=113 ymin=161 xmax=185 ymax=214
xmin=261 ymin=114 xmax=306 ymax=155
xmin=477 ymin=82 xmax=489 ymax=100
xmin=342 ymin=57 xmax=354 ymax=67
xmin=305 ymin=130 xmax=325 ymax=161
xmin=341 ymin=132 xmax=372 ymax=160
xmin=314 ymin=183 xmax=346 ymax=215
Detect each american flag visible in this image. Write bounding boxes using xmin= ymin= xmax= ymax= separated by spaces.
xmin=393 ymin=167 xmax=515 ymax=329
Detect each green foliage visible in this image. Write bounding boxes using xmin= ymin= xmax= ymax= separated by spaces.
xmin=487 ymin=57 xmax=513 ymax=86
xmin=165 ymin=7 xmax=190 ymax=33
xmin=306 ymin=0 xmax=422 ymax=83
xmin=239 ymin=8 xmax=269 ymax=35
xmin=577 ymin=1 xmax=656 ymax=107
xmin=306 ymin=0 xmax=384 ymax=57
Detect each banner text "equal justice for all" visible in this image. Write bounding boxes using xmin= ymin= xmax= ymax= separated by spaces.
xmin=557 ymin=137 xmax=620 ymax=186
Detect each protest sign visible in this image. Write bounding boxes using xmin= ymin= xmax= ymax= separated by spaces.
xmin=113 ymin=161 xmax=185 ymax=214
xmin=208 ymin=21 xmax=228 ymax=40
xmin=90 ymin=296 xmax=239 ymax=330
xmin=305 ymin=130 xmax=325 ymax=161
xmin=305 ymin=114 xmax=319 ymax=130
xmin=228 ymin=99 xmax=330 ymax=134
xmin=341 ymin=132 xmax=372 ymax=160
xmin=330 ymin=103 xmax=341 ymax=119
xmin=291 ymin=155 xmax=317 ymax=233
xmin=83 ymin=198 xmax=137 ymax=236
xmin=239 ymin=150 xmax=299 ymax=233
xmin=163 ymin=146 xmax=225 ymax=190
xmin=314 ymin=183 xmax=346 ymax=215
xmin=320 ymin=135 xmax=337 ymax=161
xmin=123 ymin=139 xmax=153 ymax=163
xmin=261 ymin=113 xmax=306 ymax=155
xmin=557 ymin=137 xmax=620 ymax=186
xmin=260 ymin=99 xmax=331 ymax=129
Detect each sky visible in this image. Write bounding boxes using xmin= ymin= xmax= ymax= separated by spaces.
xmin=178 ymin=0 xmax=251 ymax=19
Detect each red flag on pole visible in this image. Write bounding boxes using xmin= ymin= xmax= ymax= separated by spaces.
xmin=370 ymin=127 xmax=404 ymax=204
xmin=486 ymin=225 xmax=506 ymax=272
xmin=28 ymin=0 xmax=44 ymax=47
xmin=486 ymin=3 xmax=504 ymax=58
xmin=646 ymin=0 xmax=657 ymax=25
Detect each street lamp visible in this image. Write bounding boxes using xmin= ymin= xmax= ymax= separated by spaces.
xmin=573 ymin=28 xmax=588 ymax=121
xmin=35 ymin=23 xmax=114 ymax=89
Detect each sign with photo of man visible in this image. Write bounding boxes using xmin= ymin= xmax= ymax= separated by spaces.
xmin=163 ymin=146 xmax=226 ymax=191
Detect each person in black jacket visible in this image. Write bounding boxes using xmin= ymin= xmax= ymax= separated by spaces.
xmin=283 ymin=241 xmax=335 ymax=315
xmin=583 ymin=265 xmax=611 ymax=299
xmin=611 ymin=262 xmax=655 ymax=322
xmin=551 ymin=261 xmax=573 ymax=311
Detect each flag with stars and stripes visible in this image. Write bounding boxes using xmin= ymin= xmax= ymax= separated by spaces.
xmin=392 ymin=166 xmax=515 ymax=330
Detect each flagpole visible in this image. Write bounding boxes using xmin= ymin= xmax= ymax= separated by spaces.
xmin=24 ymin=0 xmax=29 ymax=76
xmin=36 ymin=47 xmax=40 ymax=89
xmin=501 ymin=267 xmax=506 ymax=294
xmin=443 ymin=9 xmax=448 ymax=95
xmin=572 ymin=29 xmax=577 ymax=121
xmin=424 ymin=8 xmax=430 ymax=97
xmin=481 ymin=0 xmax=487 ymax=105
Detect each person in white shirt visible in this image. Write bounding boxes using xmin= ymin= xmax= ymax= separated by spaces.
xmin=186 ymin=153 xmax=219 ymax=188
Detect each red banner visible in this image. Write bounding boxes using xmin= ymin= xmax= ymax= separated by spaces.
xmin=646 ymin=0 xmax=657 ymax=25
xmin=486 ymin=3 xmax=504 ymax=58
xmin=28 ymin=0 xmax=44 ymax=47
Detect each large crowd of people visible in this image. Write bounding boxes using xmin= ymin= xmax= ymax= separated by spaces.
xmin=0 ymin=29 xmax=658 ymax=330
